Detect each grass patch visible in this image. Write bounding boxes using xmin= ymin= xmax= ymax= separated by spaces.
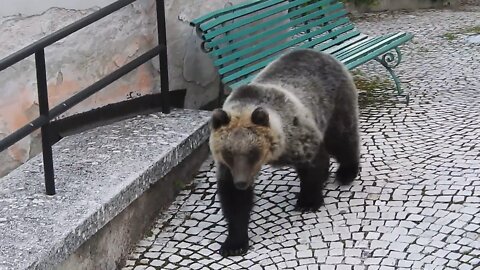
xmin=418 ymin=47 xmax=430 ymax=52
xmin=462 ymin=25 xmax=480 ymax=34
xmin=443 ymin=25 xmax=480 ymax=41
xmin=351 ymin=70 xmax=392 ymax=93
xmin=351 ymin=69 xmax=394 ymax=106
xmin=145 ymin=230 xmax=155 ymax=238
xmin=174 ymin=178 xmax=186 ymax=190
xmin=443 ymin=33 xmax=457 ymax=41
xmin=354 ymin=76 xmax=392 ymax=92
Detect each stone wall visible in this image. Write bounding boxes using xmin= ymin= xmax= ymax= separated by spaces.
xmin=0 ymin=0 xmax=116 ymax=17
xmin=0 ymin=0 xmax=241 ymax=177
xmin=345 ymin=0 xmax=461 ymax=13
xmin=460 ymin=0 xmax=480 ymax=5
xmin=163 ymin=0 xmax=244 ymax=109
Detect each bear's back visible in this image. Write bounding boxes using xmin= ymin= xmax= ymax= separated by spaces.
xmin=253 ymin=49 xmax=353 ymax=106
xmin=252 ymin=49 xmax=356 ymax=129
xmin=222 ymin=49 xmax=358 ymax=165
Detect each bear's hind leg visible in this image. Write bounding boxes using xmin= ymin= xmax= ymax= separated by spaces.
xmin=335 ymin=142 xmax=360 ymax=185
xmin=325 ymin=121 xmax=360 ymax=185
xmin=295 ymin=145 xmax=329 ymax=212
xmin=216 ymin=163 xmax=253 ymax=257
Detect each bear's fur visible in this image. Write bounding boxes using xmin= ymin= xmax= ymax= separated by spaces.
xmin=209 ymin=49 xmax=360 ymax=257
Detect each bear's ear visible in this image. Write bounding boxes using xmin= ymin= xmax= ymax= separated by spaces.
xmin=211 ymin=109 xmax=230 ymax=130
xmin=251 ymin=107 xmax=269 ymax=127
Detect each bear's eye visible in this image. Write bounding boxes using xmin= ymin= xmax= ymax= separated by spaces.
xmin=247 ymin=148 xmax=260 ymax=164
xmin=222 ymin=150 xmax=234 ymax=165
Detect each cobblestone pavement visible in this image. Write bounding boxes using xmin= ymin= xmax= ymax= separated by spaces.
xmin=123 ymin=7 xmax=480 ymax=270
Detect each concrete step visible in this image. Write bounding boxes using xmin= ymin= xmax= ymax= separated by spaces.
xmin=0 ymin=109 xmax=211 ymax=270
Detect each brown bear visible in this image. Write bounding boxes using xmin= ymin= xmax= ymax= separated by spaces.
xmin=209 ymin=49 xmax=360 ymax=257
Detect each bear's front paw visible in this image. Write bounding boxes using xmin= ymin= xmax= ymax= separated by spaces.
xmin=295 ymin=196 xmax=324 ymax=212
xmin=219 ymin=237 xmax=249 ymax=257
xmin=336 ymin=164 xmax=359 ymax=185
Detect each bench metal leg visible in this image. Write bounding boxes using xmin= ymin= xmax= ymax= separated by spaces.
xmin=374 ymin=47 xmax=410 ymax=104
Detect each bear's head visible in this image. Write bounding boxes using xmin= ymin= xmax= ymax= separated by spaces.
xmin=209 ymin=106 xmax=284 ymax=190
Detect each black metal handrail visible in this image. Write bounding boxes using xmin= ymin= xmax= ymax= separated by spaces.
xmin=0 ymin=0 xmax=170 ymax=195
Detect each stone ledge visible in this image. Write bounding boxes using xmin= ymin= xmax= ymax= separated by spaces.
xmin=0 ymin=109 xmax=211 ymax=270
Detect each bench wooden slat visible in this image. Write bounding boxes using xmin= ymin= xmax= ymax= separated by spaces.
xmin=297 ymin=27 xmax=361 ymax=52
xmin=223 ymin=29 xmax=360 ymax=85
xmin=225 ymin=28 xmax=362 ymax=87
xmin=208 ymin=1 xmax=344 ymax=53
xmin=334 ymin=35 xmax=392 ymax=59
xmin=340 ymin=32 xmax=405 ymax=63
xmin=214 ymin=11 xmax=349 ymax=66
xmin=322 ymin=34 xmax=369 ymax=54
xmin=220 ymin=21 xmax=356 ymax=78
xmin=345 ymin=33 xmax=413 ymax=69
xmin=203 ymin=0 xmax=315 ymax=39
xmin=190 ymin=0 xmax=266 ymax=27
xmin=226 ymin=32 xmax=410 ymax=89
xmin=200 ymin=0 xmax=285 ymax=32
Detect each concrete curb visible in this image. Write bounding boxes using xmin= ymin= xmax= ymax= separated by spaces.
xmin=0 ymin=109 xmax=211 ymax=270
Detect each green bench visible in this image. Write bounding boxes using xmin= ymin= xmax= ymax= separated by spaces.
xmin=190 ymin=0 xmax=414 ymax=104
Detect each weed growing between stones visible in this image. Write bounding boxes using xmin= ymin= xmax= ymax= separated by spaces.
xmin=443 ymin=25 xmax=480 ymax=40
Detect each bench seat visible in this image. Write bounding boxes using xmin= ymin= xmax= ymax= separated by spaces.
xmin=190 ymin=0 xmax=414 ymax=103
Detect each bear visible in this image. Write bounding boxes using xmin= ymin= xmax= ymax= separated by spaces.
xmin=209 ymin=48 xmax=360 ymax=257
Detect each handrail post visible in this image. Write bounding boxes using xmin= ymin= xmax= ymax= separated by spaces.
xmin=156 ymin=0 xmax=170 ymax=114
xmin=35 ymin=49 xmax=56 ymax=195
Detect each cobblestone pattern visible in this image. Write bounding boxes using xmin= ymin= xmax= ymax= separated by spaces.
xmin=460 ymin=0 xmax=480 ymax=6
xmin=124 ymin=8 xmax=480 ymax=270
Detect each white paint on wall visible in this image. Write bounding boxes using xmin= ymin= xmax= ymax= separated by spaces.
xmin=0 ymin=0 xmax=116 ymax=17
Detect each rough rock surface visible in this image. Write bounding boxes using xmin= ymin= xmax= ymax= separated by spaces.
xmin=0 ymin=109 xmax=210 ymax=270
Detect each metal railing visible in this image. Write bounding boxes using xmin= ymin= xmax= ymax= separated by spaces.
xmin=0 ymin=0 xmax=170 ymax=195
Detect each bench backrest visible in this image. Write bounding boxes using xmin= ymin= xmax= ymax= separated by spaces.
xmin=191 ymin=0 xmax=360 ymax=88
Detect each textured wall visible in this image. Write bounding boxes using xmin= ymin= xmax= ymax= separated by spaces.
xmin=0 ymin=0 xmax=115 ymax=17
xmin=163 ymin=0 xmax=239 ymax=109
xmin=0 ymin=1 xmax=158 ymax=177
xmin=345 ymin=0 xmax=460 ymax=13
xmin=0 ymin=0 xmax=240 ymax=177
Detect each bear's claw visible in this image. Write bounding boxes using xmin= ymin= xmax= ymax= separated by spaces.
xmin=219 ymin=247 xmax=248 ymax=257
xmin=335 ymin=164 xmax=359 ymax=185
xmin=295 ymin=197 xmax=323 ymax=212
xmin=219 ymin=239 xmax=249 ymax=257
xmin=295 ymin=205 xmax=320 ymax=212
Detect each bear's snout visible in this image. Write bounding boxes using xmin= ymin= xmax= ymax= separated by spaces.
xmin=234 ymin=182 xmax=249 ymax=190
